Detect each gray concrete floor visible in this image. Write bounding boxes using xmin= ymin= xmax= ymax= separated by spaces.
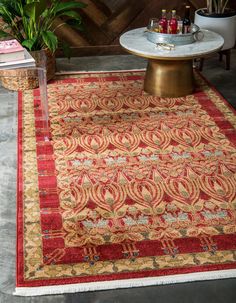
xmin=0 ymin=51 xmax=236 ymax=302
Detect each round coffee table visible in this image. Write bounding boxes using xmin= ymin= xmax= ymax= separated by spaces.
xmin=119 ymin=28 xmax=224 ymax=97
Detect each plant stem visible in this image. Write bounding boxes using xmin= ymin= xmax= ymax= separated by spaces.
xmin=222 ymin=0 xmax=229 ymax=13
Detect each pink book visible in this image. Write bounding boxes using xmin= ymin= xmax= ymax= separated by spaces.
xmin=0 ymin=39 xmax=25 ymax=63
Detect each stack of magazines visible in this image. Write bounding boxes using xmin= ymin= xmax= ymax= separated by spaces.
xmin=0 ymin=39 xmax=35 ymax=70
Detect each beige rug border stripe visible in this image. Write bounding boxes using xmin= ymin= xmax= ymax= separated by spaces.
xmin=14 ymin=269 xmax=236 ymax=296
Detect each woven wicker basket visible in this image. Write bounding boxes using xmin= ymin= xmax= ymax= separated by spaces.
xmin=0 ymin=49 xmax=55 ymax=91
xmin=0 ymin=68 xmax=39 ymax=90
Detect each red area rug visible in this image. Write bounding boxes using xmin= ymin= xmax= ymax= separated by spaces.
xmin=16 ymin=71 xmax=236 ymax=296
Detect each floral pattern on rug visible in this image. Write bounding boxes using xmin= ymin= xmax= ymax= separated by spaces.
xmin=17 ymin=71 xmax=236 ymax=287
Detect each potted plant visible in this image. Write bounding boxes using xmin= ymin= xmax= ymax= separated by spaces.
xmin=0 ymin=0 xmax=86 ymax=80
xmin=194 ymin=0 xmax=236 ymax=51
xmin=205 ymin=0 xmax=231 ymax=14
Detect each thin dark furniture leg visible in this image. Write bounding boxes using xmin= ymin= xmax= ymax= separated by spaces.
xmin=218 ymin=49 xmax=231 ymax=70
xmin=225 ymin=49 xmax=231 ymax=70
xmin=199 ymin=58 xmax=204 ymax=71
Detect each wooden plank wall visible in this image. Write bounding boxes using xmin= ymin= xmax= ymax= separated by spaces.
xmin=55 ymin=0 xmax=236 ymax=57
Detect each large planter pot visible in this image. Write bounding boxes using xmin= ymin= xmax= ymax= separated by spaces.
xmin=194 ymin=8 xmax=236 ymax=50
xmin=30 ymin=49 xmax=56 ymax=81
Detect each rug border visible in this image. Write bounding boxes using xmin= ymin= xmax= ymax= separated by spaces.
xmin=16 ymin=90 xmax=24 ymax=290
xmin=55 ymin=68 xmax=146 ymax=76
xmin=14 ymin=269 xmax=236 ymax=296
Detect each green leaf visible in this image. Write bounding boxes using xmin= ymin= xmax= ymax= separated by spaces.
xmin=54 ymin=2 xmax=87 ymax=14
xmin=24 ymin=0 xmax=47 ymax=20
xmin=22 ymin=38 xmax=36 ymax=51
xmin=42 ymin=31 xmax=58 ymax=53
xmin=0 ymin=30 xmax=10 ymax=38
xmin=58 ymin=10 xmax=82 ymax=20
xmin=34 ymin=0 xmax=47 ymax=17
xmin=0 ymin=7 xmax=14 ymax=24
xmin=24 ymin=2 xmax=36 ymax=22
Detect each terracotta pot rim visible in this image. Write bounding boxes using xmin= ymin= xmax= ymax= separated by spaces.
xmin=30 ymin=48 xmax=54 ymax=55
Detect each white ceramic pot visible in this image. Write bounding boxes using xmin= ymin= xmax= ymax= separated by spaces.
xmin=194 ymin=8 xmax=236 ymax=50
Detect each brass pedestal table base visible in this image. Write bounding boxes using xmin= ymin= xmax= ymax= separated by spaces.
xmin=144 ymin=59 xmax=194 ymax=98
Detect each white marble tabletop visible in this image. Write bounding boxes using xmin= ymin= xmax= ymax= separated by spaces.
xmin=120 ymin=27 xmax=224 ymax=60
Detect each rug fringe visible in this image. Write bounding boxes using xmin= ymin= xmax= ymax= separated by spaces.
xmin=14 ymin=269 xmax=236 ymax=297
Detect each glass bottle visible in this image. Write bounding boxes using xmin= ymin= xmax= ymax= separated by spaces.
xmin=159 ymin=9 xmax=168 ymax=33
xmin=169 ymin=10 xmax=178 ymax=34
xmin=182 ymin=5 xmax=191 ymax=34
